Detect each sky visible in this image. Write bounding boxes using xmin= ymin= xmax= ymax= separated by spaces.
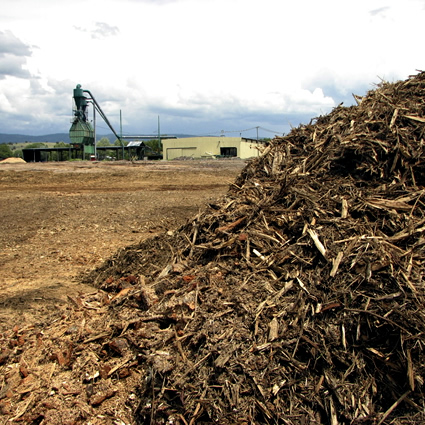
xmin=0 ymin=0 xmax=424 ymax=140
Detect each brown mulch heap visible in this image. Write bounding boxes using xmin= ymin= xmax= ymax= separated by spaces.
xmin=2 ymin=71 xmax=425 ymax=424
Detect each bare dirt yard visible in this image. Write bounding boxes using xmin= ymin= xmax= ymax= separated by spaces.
xmin=0 ymin=159 xmax=245 ymax=331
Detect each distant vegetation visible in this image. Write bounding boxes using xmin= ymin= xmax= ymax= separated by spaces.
xmin=0 ymin=132 xmax=197 ymax=145
xmin=0 ymin=138 xmax=160 ymax=161
xmin=0 ymin=141 xmax=63 ymax=160
xmin=0 ymin=144 xmax=13 ymax=160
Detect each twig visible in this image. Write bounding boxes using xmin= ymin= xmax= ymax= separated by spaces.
xmin=330 ymin=251 xmax=344 ymax=277
xmin=377 ymin=390 xmax=410 ymax=425
xmin=407 ymin=349 xmax=415 ymax=391
xmin=83 ymin=332 xmax=111 ymax=344
xmin=174 ymin=353 xmax=211 ymax=386
xmin=11 ymin=393 xmax=35 ymax=421
xmin=107 ymin=356 xmax=133 ymax=376
xmin=189 ymin=387 xmax=207 ymax=425
xmin=307 ymin=228 xmax=327 ymax=258
xmin=341 ymin=198 xmax=349 ymax=218
xmin=189 ymin=224 xmax=198 ymax=258
xmin=345 ymin=309 xmax=411 ymax=335
xmin=253 ymin=248 xmax=267 ymax=261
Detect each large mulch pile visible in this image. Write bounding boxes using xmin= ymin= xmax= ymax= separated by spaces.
xmin=2 ymin=71 xmax=425 ymax=424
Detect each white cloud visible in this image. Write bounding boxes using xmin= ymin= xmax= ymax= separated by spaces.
xmin=74 ymin=22 xmax=120 ymax=39
xmin=0 ymin=30 xmax=32 ymax=79
xmin=0 ymin=92 xmax=15 ymax=113
xmin=0 ymin=0 xmax=424 ymax=137
xmin=0 ymin=30 xmax=32 ymax=56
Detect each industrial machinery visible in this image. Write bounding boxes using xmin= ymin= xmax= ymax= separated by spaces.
xmin=69 ymin=84 xmax=123 ymax=158
xmin=69 ymin=84 xmax=94 ymax=145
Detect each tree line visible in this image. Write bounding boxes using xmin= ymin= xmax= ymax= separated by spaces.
xmin=0 ymin=138 xmax=161 ymax=161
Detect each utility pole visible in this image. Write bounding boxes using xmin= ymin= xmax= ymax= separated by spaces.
xmin=93 ymin=102 xmax=96 ymax=159
xmin=256 ymin=126 xmax=259 ymax=141
xmin=120 ymin=110 xmax=124 ymax=160
xmin=158 ymin=115 xmax=161 ymax=152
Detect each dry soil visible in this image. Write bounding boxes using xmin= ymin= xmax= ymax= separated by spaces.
xmin=0 ymin=159 xmax=245 ymax=331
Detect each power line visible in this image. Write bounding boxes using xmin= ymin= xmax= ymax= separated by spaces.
xmin=221 ymin=126 xmax=284 ymax=135
xmin=220 ymin=127 xmax=258 ymax=134
xmin=258 ymin=126 xmax=284 ymax=135
xmin=199 ymin=126 xmax=284 ymax=137
xmin=98 ymin=125 xmax=284 ymax=138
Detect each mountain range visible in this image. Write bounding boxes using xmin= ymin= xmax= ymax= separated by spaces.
xmin=0 ymin=133 xmax=73 ymax=144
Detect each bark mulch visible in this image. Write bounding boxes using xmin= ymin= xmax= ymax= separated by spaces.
xmin=2 ymin=71 xmax=425 ymax=424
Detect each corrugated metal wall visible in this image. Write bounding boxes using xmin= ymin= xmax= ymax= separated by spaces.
xmin=162 ymin=137 xmax=262 ymax=160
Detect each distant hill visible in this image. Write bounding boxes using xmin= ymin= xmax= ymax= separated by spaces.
xmin=0 ymin=133 xmax=71 ymax=144
xmin=0 ymin=133 xmax=201 ymax=145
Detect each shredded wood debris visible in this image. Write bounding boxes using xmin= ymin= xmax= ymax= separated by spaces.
xmin=2 ymin=71 xmax=425 ymax=424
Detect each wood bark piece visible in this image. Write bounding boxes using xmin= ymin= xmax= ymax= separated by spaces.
xmin=89 ymin=388 xmax=117 ymax=406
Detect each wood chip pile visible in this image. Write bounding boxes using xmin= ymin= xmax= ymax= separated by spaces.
xmin=2 ymin=72 xmax=425 ymax=424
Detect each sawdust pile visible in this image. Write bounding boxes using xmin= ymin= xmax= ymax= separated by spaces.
xmin=0 ymin=157 xmax=26 ymax=164
xmin=2 ymin=72 xmax=425 ymax=424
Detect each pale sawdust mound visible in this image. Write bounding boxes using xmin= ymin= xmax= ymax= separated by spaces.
xmin=0 ymin=157 xmax=26 ymax=164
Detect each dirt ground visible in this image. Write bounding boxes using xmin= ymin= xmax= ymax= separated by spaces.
xmin=0 ymin=159 xmax=245 ymax=331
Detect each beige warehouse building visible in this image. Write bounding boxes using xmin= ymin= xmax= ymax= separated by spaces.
xmin=161 ymin=136 xmax=265 ymax=160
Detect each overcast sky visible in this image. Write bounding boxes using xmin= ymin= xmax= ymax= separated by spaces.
xmin=0 ymin=0 xmax=424 ymax=139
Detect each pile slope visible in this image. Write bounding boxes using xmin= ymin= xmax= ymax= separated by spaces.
xmin=1 ymin=72 xmax=425 ymax=424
